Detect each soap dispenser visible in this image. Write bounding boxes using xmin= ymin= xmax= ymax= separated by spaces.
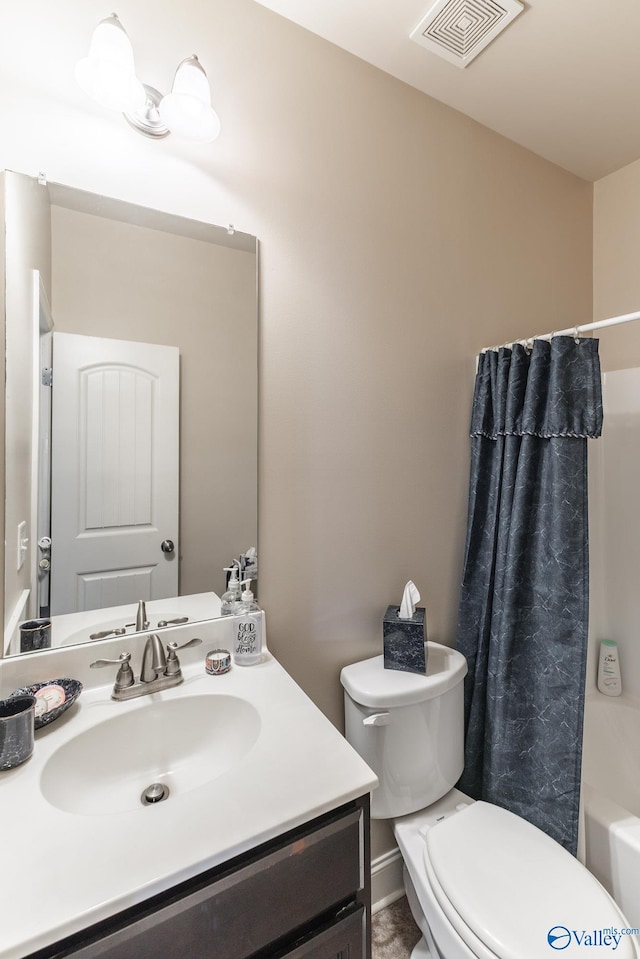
xmin=232 ymin=579 xmax=262 ymax=666
xmin=220 ymin=566 xmax=241 ymax=616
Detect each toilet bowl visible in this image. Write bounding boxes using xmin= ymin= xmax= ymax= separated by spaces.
xmin=341 ymin=643 xmax=639 ymax=959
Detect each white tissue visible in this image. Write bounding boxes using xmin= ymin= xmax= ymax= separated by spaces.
xmin=398 ymin=580 xmax=420 ymax=620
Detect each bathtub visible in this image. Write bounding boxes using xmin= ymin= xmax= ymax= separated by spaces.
xmin=582 ymin=694 xmax=640 ymax=928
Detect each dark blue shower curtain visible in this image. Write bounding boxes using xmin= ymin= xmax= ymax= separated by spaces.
xmin=456 ymin=336 xmax=603 ymax=855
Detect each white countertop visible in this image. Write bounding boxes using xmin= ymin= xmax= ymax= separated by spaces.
xmin=0 ymin=626 xmax=377 ymax=958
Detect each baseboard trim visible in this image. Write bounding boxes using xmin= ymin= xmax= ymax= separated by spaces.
xmin=371 ymin=847 xmax=404 ymax=914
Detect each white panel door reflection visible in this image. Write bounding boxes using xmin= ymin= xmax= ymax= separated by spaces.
xmin=51 ymin=332 xmax=179 ymax=615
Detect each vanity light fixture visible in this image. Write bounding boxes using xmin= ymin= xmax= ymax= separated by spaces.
xmin=75 ymin=14 xmax=145 ymax=112
xmin=158 ymin=56 xmax=221 ymax=142
xmin=75 ymin=14 xmax=221 ymax=143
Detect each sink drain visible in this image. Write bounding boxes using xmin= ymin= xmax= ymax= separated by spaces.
xmin=141 ymin=782 xmax=170 ymax=805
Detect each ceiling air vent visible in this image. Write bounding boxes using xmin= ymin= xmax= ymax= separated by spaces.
xmin=410 ymin=0 xmax=524 ymax=68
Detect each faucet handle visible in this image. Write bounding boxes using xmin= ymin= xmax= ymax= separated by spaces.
xmin=90 ymin=651 xmax=132 ymax=667
xmin=89 ymin=627 xmax=127 ymax=641
xmin=90 ymin=652 xmax=135 ymax=691
xmin=165 ymin=637 xmax=203 ymax=677
xmin=167 ymin=637 xmax=203 ymax=653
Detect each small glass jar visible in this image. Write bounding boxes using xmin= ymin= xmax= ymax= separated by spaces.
xmin=205 ymin=648 xmax=231 ymax=675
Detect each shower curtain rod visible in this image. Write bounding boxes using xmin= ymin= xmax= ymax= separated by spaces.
xmin=481 ymin=308 xmax=640 ymax=354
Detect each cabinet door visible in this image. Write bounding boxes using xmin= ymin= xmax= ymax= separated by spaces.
xmin=279 ymin=907 xmax=364 ymax=959
xmin=54 ymin=807 xmax=364 ymax=959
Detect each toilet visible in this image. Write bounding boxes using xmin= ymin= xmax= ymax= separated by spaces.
xmin=341 ymin=641 xmax=639 ymax=959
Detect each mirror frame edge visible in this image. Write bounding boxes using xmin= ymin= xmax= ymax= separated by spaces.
xmin=1 ymin=170 xmax=6 ymax=654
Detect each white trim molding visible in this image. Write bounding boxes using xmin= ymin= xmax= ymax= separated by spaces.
xmin=371 ymin=847 xmax=404 ymax=914
xmin=4 ymin=588 xmax=30 ymax=655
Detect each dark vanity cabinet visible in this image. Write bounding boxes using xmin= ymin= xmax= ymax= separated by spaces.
xmin=28 ymin=796 xmax=371 ymax=959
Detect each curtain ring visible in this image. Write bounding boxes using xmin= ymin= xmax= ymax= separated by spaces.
xmin=574 ymin=326 xmax=580 ymax=343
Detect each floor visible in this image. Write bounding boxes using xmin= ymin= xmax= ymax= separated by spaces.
xmin=371 ymin=896 xmax=422 ymax=959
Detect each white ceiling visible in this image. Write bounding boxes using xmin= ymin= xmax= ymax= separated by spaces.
xmin=253 ymin=0 xmax=640 ymax=182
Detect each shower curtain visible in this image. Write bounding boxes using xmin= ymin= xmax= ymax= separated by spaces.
xmin=456 ymin=335 xmax=603 ymax=855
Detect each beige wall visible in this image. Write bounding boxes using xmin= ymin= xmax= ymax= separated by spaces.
xmin=246 ymin=9 xmax=593 ymax=721
xmin=0 ymin=0 xmax=594 ymax=858
xmin=594 ymin=157 xmax=640 ymax=371
xmin=51 ymin=205 xmax=257 ymax=598
xmin=3 ymin=171 xmax=51 ymax=634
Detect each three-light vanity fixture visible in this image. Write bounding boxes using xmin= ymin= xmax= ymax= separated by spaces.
xmin=75 ymin=13 xmax=221 ymax=143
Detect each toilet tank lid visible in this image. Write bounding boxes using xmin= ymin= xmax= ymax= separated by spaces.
xmin=340 ymin=642 xmax=467 ymax=708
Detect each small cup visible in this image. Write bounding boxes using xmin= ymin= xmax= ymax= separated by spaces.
xmin=0 ymin=696 xmax=36 ymax=770
xmin=19 ymin=619 xmax=52 ymax=653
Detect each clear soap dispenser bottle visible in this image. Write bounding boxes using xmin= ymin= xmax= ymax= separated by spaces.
xmin=220 ymin=566 xmax=241 ymax=616
xmin=233 ymin=579 xmax=262 ymax=666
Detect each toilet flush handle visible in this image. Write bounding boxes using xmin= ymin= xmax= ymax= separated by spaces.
xmin=362 ymin=712 xmax=390 ymax=726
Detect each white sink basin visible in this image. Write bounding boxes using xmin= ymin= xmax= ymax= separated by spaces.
xmin=40 ymin=694 xmax=261 ymax=815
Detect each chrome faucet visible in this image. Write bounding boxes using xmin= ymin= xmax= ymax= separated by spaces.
xmin=135 ymin=600 xmax=149 ymax=631
xmin=140 ymin=633 xmax=166 ymax=682
xmin=89 ymin=600 xmax=150 ymax=640
xmin=90 ymin=635 xmax=202 ymax=701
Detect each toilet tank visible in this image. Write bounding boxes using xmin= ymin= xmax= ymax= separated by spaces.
xmin=340 ymin=642 xmax=468 ymax=820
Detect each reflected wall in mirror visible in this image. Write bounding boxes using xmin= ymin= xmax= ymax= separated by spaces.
xmin=2 ymin=170 xmax=258 ymax=656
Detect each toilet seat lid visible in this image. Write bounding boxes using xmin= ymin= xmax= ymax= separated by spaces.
xmin=424 ymin=801 xmax=635 ymax=959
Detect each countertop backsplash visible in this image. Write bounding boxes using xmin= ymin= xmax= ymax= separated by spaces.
xmin=0 ymin=615 xmax=249 ymax=696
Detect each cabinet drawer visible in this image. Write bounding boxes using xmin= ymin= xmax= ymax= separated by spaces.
xmin=61 ymin=806 xmax=364 ymax=959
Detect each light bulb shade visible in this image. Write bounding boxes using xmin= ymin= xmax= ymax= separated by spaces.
xmin=159 ymin=56 xmax=221 ymax=142
xmin=75 ymin=14 xmax=145 ymax=113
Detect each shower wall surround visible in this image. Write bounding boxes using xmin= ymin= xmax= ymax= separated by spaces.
xmin=589 ymin=367 xmax=640 ymax=700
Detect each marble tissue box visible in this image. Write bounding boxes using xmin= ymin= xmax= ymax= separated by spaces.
xmin=383 ymin=605 xmax=427 ymax=675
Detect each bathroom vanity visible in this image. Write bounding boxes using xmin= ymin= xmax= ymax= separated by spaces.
xmin=30 ymin=797 xmax=369 ymax=959
xmin=0 ymin=620 xmax=377 ymax=959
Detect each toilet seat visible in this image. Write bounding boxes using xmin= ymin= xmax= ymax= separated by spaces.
xmin=423 ymin=801 xmax=637 ymax=959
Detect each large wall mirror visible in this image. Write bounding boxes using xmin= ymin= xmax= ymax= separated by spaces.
xmin=2 ymin=170 xmax=258 ymax=657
